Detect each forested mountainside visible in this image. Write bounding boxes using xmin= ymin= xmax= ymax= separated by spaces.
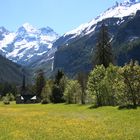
xmin=53 ymin=10 xmax=140 ymax=76
xmin=0 ymin=55 xmax=29 ymax=84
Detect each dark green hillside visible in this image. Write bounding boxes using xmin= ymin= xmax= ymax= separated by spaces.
xmin=54 ymin=36 xmax=93 ymax=77
xmin=54 ymin=12 xmax=140 ymax=76
xmin=113 ymin=10 xmax=140 ymax=46
xmin=117 ymin=39 xmax=140 ymax=65
xmin=0 ymin=55 xmax=28 ymax=84
xmin=53 ymin=18 xmax=123 ymax=76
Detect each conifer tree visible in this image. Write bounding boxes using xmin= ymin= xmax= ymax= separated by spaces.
xmin=35 ymin=69 xmax=46 ymax=99
xmin=22 ymin=73 xmax=26 ymax=91
xmin=54 ymin=70 xmax=64 ymax=86
xmin=51 ymin=70 xmax=65 ymax=103
xmin=20 ymin=68 xmax=26 ymax=96
xmin=94 ymin=23 xmax=113 ymax=68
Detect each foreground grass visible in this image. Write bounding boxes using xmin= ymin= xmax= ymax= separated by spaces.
xmin=0 ymin=102 xmax=140 ymax=140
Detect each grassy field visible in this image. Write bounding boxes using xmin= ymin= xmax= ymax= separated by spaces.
xmin=0 ymin=102 xmax=140 ymax=140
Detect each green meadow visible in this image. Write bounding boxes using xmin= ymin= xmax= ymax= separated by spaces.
xmin=0 ymin=102 xmax=140 ymax=140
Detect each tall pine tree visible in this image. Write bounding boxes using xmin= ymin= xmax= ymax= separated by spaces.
xmin=51 ymin=70 xmax=65 ymax=103
xmin=94 ymin=23 xmax=113 ymax=68
xmin=35 ymin=69 xmax=46 ymax=99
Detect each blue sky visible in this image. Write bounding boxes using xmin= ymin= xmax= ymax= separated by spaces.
xmin=0 ymin=0 xmax=124 ymax=35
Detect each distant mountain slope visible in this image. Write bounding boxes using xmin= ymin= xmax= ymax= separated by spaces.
xmin=28 ymin=46 xmax=56 ymax=78
xmin=31 ymin=0 xmax=140 ymax=77
xmin=0 ymin=55 xmax=28 ymax=84
xmin=114 ymin=10 xmax=140 ymax=65
xmin=1 ymin=0 xmax=140 ymax=78
xmin=53 ymin=17 xmax=123 ymax=76
xmin=54 ymin=13 xmax=140 ymax=76
xmin=61 ymin=0 xmax=140 ymax=41
xmin=0 ymin=23 xmax=59 ymax=65
xmin=53 ymin=0 xmax=140 ymax=76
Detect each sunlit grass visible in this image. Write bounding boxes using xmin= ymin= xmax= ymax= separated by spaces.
xmin=0 ymin=102 xmax=140 ymax=140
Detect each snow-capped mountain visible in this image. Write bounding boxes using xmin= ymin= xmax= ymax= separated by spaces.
xmin=0 ymin=23 xmax=59 ymax=65
xmin=63 ymin=0 xmax=140 ymax=39
xmin=53 ymin=0 xmax=140 ymax=76
xmin=1 ymin=0 xmax=140 ymax=78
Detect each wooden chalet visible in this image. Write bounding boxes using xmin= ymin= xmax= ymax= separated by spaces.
xmin=16 ymin=71 xmax=39 ymax=104
xmin=16 ymin=93 xmax=38 ymax=104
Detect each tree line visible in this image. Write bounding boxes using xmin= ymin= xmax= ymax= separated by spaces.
xmin=35 ymin=60 xmax=140 ymax=109
xmin=1 ymin=23 xmax=140 ymax=108
xmin=37 ymin=23 xmax=140 ymax=108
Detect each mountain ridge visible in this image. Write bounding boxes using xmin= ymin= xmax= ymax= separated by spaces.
xmin=1 ymin=0 xmax=140 ymax=78
xmin=53 ymin=0 xmax=140 ymax=76
xmin=29 ymin=0 xmax=140 ymax=77
xmin=63 ymin=0 xmax=140 ymax=39
xmin=0 ymin=23 xmax=59 ymax=65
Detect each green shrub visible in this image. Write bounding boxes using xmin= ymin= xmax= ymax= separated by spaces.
xmin=41 ymin=98 xmax=49 ymax=104
xmin=64 ymin=80 xmax=82 ymax=104
xmin=3 ymin=95 xmax=10 ymax=105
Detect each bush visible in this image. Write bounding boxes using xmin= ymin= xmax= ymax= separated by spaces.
xmin=3 ymin=100 xmax=10 ymax=105
xmin=8 ymin=93 xmax=15 ymax=101
xmin=3 ymin=95 xmax=10 ymax=105
xmin=2 ymin=93 xmax=15 ymax=105
xmin=118 ymin=104 xmax=137 ymax=110
xmin=41 ymin=98 xmax=49 ymax=104
xmin=64 ymin=80 xmax=82 ymax=104
xmin=51 ymin=85 xmax=64 ymax=103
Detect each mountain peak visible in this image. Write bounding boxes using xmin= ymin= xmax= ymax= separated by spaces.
xmin=22 ymin=23 xmax=37 ymax=33
xmin=0 ymin=26 xmax=9 ymax=34
xmin=120 ymin=0 xmax=140 ymax=6
xmin=64 ymin=0 xmax=140 ymax=38
xmin=0 ymin=23 xmax=59 ymax=65
xmin=124 ymin=0 xmax=140 ymax=3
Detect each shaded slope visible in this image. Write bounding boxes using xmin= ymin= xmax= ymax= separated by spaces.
xmin=0 ymin=55 xmax=28 ymax=84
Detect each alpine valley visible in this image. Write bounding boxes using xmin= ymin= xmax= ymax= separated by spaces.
xmin=0 ymin=23 xmax=59 ymax=80
xmin=0 ymin=0 xmax=140 ymax=82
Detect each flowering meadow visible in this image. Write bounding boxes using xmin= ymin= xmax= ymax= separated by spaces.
xmin=0 ymin=103 xmax=139 ymax=140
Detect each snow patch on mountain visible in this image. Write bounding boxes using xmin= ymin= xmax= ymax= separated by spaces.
xmin=64 ymin=0 xmax=140 ymax=38
xmin=0 ymin=23 xmax=59 ymax=65
xmin=0 ymin=33 xmax=16 ymax=48
xmin=22 ymin=23 xmax=38 ymax=33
